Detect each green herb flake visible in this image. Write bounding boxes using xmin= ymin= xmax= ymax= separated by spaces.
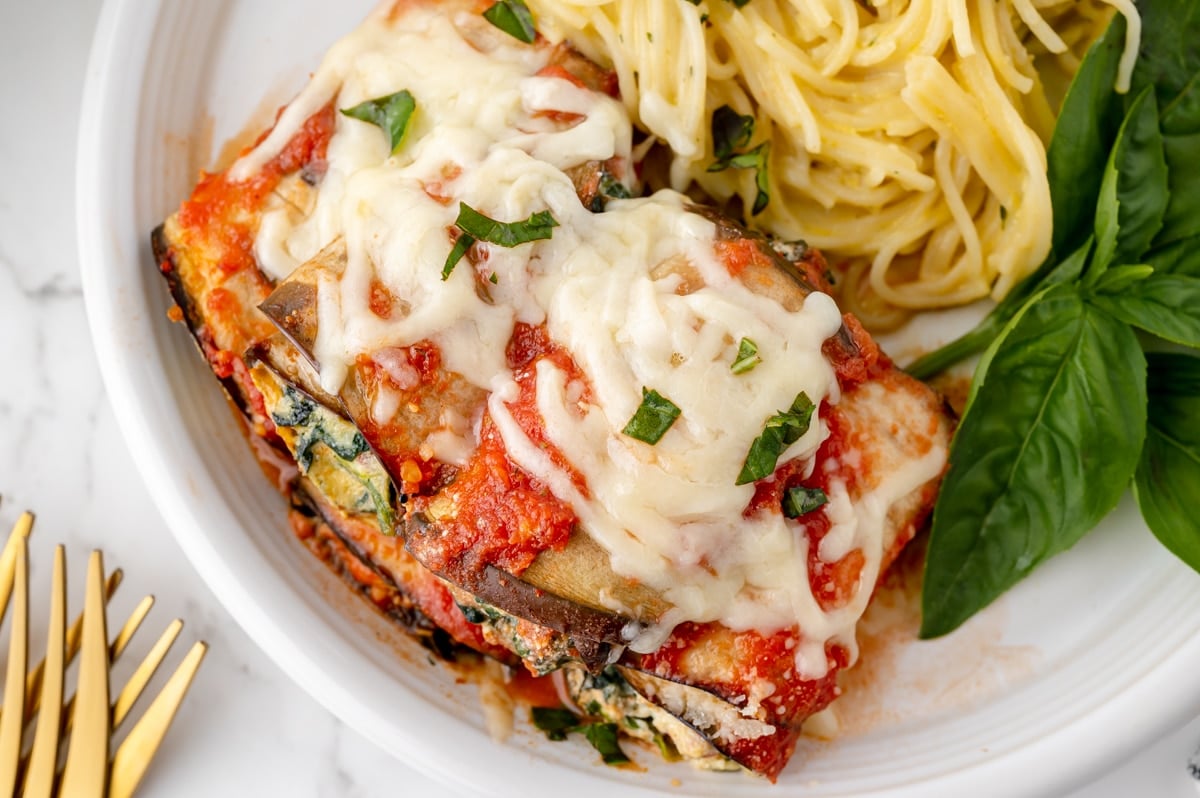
xmin=736 ymin=392 xmax=815 ymax=485
xmin=483 ymin=0 xmax=537 ymax=44
xmin=489 ymin=272 xmax=499 ymax=284
xmin=730 ymin=337 xmax=761 ymax=374
xmin=455 ymin=203 xmax=558 ymax=247
xmin=782 ymin=486 xmax=828 ymax=518
xmin=622 ymin=388 xmax=682 ymax=444
xmin=710 ymin=105 xmax=755 ymax=162
xmin=340 ymin=89 xmax=416 ymax=154
xmin=598 ymin=172 xmax=632 ymax=201
xmin=710 ymin=141 xmax=771 ymax=215
xmin=531 ymin=707 xmax=580 ymax=742
xmin=582 ymin=723 xmax=631 ymax=765
xmin=441 ymin=233 xmax=475 ymax=281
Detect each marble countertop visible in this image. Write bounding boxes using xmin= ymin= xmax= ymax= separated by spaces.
xmin=2 ymin=2 xmax=1197 ymax=795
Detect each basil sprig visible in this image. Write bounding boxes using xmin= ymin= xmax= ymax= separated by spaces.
xmin=442 ymin=202 xmax=559 ymax=280
xmin=530 ymin=707 xmax=631 ymax=766
xmin=730 ymin=337 xmax=761 ymax=374
xmin=707 ymin=105 xmax=770 ymax=214
xmin=622 ymin=388 xmax=682 ymax=445
xmin=735 ymin=392 xmax=814 ymax=485
xmin=340 ymin=90 xmax=416 ymax=154
xmin=917 ymin=6 xmax=1200 ymax=637
xmin=483 ymin=0 xmax=537 ymax=44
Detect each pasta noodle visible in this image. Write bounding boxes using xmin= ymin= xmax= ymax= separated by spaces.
xmin=527 ymin=0 xmax=1140 ymax=328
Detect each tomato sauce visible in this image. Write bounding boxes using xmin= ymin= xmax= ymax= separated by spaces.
xmin=177 ymin=102 xmax=336 ymax=281
xmin=412 ymin=415 xmax=576 ymax=576
xmin=504 ymin=323 xmax=590 ymax=495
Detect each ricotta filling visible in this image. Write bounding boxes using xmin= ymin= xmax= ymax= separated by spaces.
xmin=231 ymin=3 xmax=936 ymax=679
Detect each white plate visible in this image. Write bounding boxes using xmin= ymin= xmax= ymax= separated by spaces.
xmin=77 ymin=1 xmax=1200 ymax=795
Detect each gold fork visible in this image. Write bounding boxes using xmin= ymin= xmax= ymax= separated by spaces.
xmin=0 ymin=512 xmax=207 ymax=797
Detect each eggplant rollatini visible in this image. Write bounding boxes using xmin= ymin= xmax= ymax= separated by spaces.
xmin=152 ymin=0 xmax=953 ymax=780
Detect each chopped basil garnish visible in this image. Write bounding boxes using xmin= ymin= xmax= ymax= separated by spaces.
xmin=711 ymin=142 xmax=770 ymax=215
xmin=531 ymin=708 xmax=630 ymax=766
xmin=340 ymin=90 xmax=416 ymax=154
xmin=441 ymin=233 xmax=475 ymax=281
xmin=489 ymin=272 xmax=499 ymax=284
xmin=483 ymin=0 xmax=537 ymax=44
xmin=711 ymin=105 xmax=755 ymax=162
xmin=730 ymin=337 xmax=761 ymax=374
xmin=622 ymin=388 xmax=682 ymax=444
xmin=782 ymin=485 xmax=828 ymax=518
xmin=443 ymin=203 xmax=558 ymax=280
xmin=531 ymin=707 xmax=579 ymax=741
xmin=455 ymin=203 xmax=559 ymax=247
xmin=735 ymin=392 xmax=815 ymax=485
xmin=708 ymin=105 xmax=771 ymax=215
xmin=599 ymin=171 xmax=632 ymax=200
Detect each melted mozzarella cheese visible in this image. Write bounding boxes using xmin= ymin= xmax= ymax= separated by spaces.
xmin=233 ymin=3 xmax=944 ymax=679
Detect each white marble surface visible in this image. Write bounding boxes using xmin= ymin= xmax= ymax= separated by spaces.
xmin=1 ymin=1 xmax=1198 ymax=796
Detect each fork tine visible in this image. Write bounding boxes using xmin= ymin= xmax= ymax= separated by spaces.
xmin=108 ymin=641 xmax=206 ymax=798
xmin=0 ymin=536 xmax=29 ymax=796
xmin=112 ymin=619 xmax=181 ymax=730
xmin=58 ymin=595 xmax=157 ymax=738
xmin=0 ymin=512 xmax=34 ymax=624
xmin=22 ymin=545 xmax=66 ymax=798
xmin=60 ymin=551 xmax=111 ymax=798
xmin=23 ymin=569 xmax=125 ymax=722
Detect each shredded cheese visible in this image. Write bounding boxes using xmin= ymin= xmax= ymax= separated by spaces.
xmin=234 ymin=3 xmax=945 ymax=679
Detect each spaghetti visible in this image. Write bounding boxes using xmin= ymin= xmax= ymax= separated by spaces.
xmin=528 ymin=0 xmax=1140 ymax=328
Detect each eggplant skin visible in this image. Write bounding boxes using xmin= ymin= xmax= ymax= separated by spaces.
xmin=289 ymin=483 xmax=445 ymax=648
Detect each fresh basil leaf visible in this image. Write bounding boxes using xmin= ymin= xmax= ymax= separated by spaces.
xmin=1144 ymin=233 xmax=1200 ymax=277
xmin=736 ymin=392 xmax=815 ymax=485
xmin=441 ymin=233 xmax=475 ymax=281
xmin=730 ymin=337 xmax=761 ymax=374
xmin=1133 ymin=352 xmax=1200 ymax=573
xmin=711 ymin=105 xmax=754 ymax=161
xmin=622 ymin=388 xmax=682 ymax=445
xmin=920 ymin=285 xmax=1147 ymax=638
xmin=341 ymin=90 xmax=416 ymax=155
xmin=1087 ymin=263 xmax=1154 ymax=294
xmin=455 ymin=203 xmax=558 ymax=248
xmin=531 ymin=707 xmax=580 ymax=741
xmin=483 ymin=0 xmax=537 ymax=44
xmin=906 ymin=236 xmax=1094 ymax=380
xmin=1156 ymin=79 xmax=1200 ymax=246
xmin=1089 ymin=274 xmax=1200 ymax=347
xmin=782 ymin=486 xmax=828 ymax=518
xmin=1091 ymin=88 xmax=1168 ymax=272
xmin=1129 ymin=0 xmax=1200 ymax=113
xmin=1046 ymin=15 xmax=1128 ymax=260
xmin=1126 ymin=1 xmax=1200 ymax=247
xmin=581 ymin=723 xmax=630 ymax=765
